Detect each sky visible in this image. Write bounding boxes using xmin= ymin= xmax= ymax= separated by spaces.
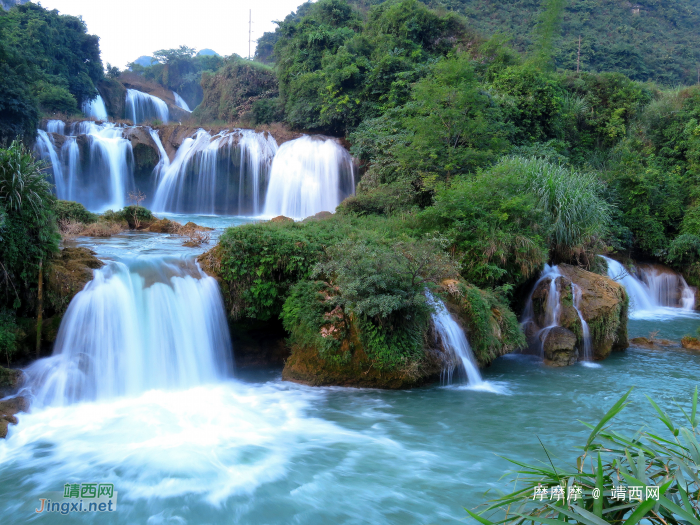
xmin=38 ymin=0 xmax=308 ymax=68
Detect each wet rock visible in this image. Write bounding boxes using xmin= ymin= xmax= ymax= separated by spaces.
xmin=543 ymin=327 xmax=579 ymax=366
xmin=531 ymin=264 xmax=628 ymax=361
xmin=631 ymin=337 xmax=679 ymax=350
xmin=681 ymin=336 xmax=700 ymax=351
xmin=123 ymin=127 xmax=160 ymax=183
xmin=0 ymin=367 xmax=22 ymax=398
xmin=97 ymin=78 xmax=126 ymax=119
xmin=0 ymin=396 xmax=29 ymax=439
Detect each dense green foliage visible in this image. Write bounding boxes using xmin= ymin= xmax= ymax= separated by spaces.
xmin=193 ymin=56 xmax=278 ymax=124
xmin=469 ymin=388 xmax=700 ymax=525
xmin=128 ymin=46 xmax=224 ymax=109
xmin=54 ymin=200 xmax=98 ymax=224
xmin=0 ymin=140 xmax=59 ymax=315
xmin=0 ymin=3 xmax=103 ymax=141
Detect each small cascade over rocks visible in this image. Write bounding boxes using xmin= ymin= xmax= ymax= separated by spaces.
xmin=152 ymin=129 xmax=278 ymax=215
xmin=126 ymin=89 xmax=169 ymax=124
xmin=427 ymin=292 xmax=483 ymax=386
xmin=602 ymin=256 xmax=696 ymax=316
xmin=521 ymin=263 xmax=626 ymax=365
xmin=173 ymin=91 xmax=192 ymax=112
xmin=23 ymin=256 xmax=234 ymax=407
xmin=82 ymin=94 xmax=109 ymax=120
xmin=263 ymin=136 xmax=355 ymax=220
xmin=46 ymin=119 xmax=65 ymax=134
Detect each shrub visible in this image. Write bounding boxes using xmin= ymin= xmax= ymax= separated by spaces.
xmin=0 ymin=308 xmax=18 ymax=366
xmin=54 ymin=200 xmax=98 ymax=224
xmin=468 ymin=388 xmax=700 ymax=525
xmin=287 ymin=236 xmax=459 ymax=369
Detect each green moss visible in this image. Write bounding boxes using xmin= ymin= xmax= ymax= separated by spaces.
xmin=55 ymin=200 xmax=98 ymax=224
xmin=456 ymin=283 xmax=525 ymax=365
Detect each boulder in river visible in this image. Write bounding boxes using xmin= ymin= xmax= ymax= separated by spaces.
xmin=529 ymin=264 xmax=629 ymax=362
xmin=543 ymin=327 xmax=579 ymax=366
xmin=0 ymin=395 xmax=28 ymax=439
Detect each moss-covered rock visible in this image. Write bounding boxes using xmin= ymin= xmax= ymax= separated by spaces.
xmin=440 ymin=279 xmax=526 ymax=366
xmin=531 ymin=264 xmax=628 ymax=361
xmin=97 ymin=78 xmax=126 ymax=119
xmin=0 ymin=366 xmax=22 ymax=397
xmin=282 ymin=320 xmax=445 ymax=389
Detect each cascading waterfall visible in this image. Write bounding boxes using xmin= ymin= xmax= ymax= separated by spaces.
xmin=46 ymin=119 xmax=65 ymax=134
xmin=173 ymin=91 xmax=192 ymax=112
xmin=34 ymin=121 xmax=135 ymax=210
xmin=23 ymin=256 xmax=234 ymax=407
xmin=152 ymin=129 xmax=278 ymax=215
xmin=35 ymin=130 xmax=66 ymax=197
xmin=126 ymin=88 xmax=169 ymax=125
xmin=602 ymin=256 xmax=696 ymax=314
xmin=262 ymin=136 xmax=355 ymax=219
xmin=149 ymin=127 xmax=171 ymax=182
xmin=427 ymin=292 xmax=483 ymax=386
xmin=571 ymin=283 xmax=593 ymax=361
xmin=82 ymin=94 xmax=109 ymax=120
xmin=521 ymin=265 xmax=562 ymax=356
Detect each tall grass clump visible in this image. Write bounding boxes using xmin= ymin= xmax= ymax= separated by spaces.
xmin=467 ymin=388 xmax=700 ymax=525
xmin=512 ymin=156 xmax=611 ymax=264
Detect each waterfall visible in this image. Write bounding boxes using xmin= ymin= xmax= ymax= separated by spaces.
xmin=262 ymin=136 xmax=355 ymax=220
xmin=126 ymin=89 xmax=169 ymax=124
xmin=149 ymin=127 xmax=170 ymax=182
xmin=152 ymin=129 xmax=278 ymax=215
xmin=521 ymin=265 xmax=562 ymax=356
xmin=82 ymin=94 xmax=109 ymax=120
xmin=427 ymin=292 xmax=483 ymax=386
xmin=571 ymin=283 xmax=593 ymax=361
xmin=35 ymin=130 xmax=66 ymax=197
xmin=601 ymin=256 xmax=696 ymax=314
xmin=34 ymin=121 xmax=134 ymax=210
xmin=46 ymin=119 xmax=65 ymax=134
xmin=173 ymin=91 xmax=192 ymax=112
xmin=23 ymin=256 xmax=234 ymax=407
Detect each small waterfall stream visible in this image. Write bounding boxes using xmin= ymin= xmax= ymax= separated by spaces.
xmin=82 ymin=94 xmax=109 ymax=120
xmin=521 ymin=265 xmax=594 ymax=363
xmin=602 ymin=256 xmax=696 ymax=316
xmin=263 ymin=136 xmax=355 ymax=219
xmin=23 ymin=256 xmax=233 ymax=407
xmin=173 ymin=91 xmax=192 ymax=112
xmin=427 ymin=292 xmax=483 ymax=386
xmin=126 ymin=89 xmax=170 ymax=124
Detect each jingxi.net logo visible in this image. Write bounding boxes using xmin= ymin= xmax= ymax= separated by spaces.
xmin=35 ymin=483 xmax=118 ymax=515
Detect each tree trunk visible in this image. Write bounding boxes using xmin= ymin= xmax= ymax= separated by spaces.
xmin=36 ymin=260 xmax=43 ymax=359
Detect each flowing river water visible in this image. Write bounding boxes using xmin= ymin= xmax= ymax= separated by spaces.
xmin=0 ymin=218 xmax=699 ymax=524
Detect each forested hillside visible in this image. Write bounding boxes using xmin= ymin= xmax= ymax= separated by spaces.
xmin=0 ymin=3 xmax=103 ymax=141
xmin=258 ymin=0 xmax=700 ymax=86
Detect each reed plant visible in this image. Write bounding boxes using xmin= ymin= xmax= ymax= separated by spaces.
xmin=467 ymin=388 xmax=700 ymax=525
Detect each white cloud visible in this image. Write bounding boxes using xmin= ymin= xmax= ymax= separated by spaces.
xmin=37 ymin=0 xmax=308 ymax=68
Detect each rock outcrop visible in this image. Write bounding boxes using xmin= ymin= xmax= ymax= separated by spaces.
xmin=530 ymin=264 xmax=629 ymax=362
xmin=543 ymin=327 xmax=578 ymax=366
xmin=0 ymin=395 xmax=28 ymax=439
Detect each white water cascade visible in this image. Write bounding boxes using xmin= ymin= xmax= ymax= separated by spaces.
xmin=126 ymin=89 xmax=169 ymax=124
xmin=262 ymin=136 xmax=355 ymax=219
xmin=46 ymin=119 xmax=65 ymax=134
xmin=152 ymin=129 xmax=278 ymax=215
xmin=82 ymin=94 xmax=109 ymax=120
xmin=35 ymin=121 xmax=135 ymax=210
xmin=521 ymin=265 xmax=595 ymax=363
xmin=23 ymin=256 xmax=234 ymax=407
xmin=173 ymin=91 xmax=192 ymax=112
xmin=427 ymin=293 xmax=483 ymax=386
xmin=601 ymin=256 xmax=696 ymax=316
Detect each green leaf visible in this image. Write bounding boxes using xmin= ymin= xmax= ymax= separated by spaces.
xmin=464 ymin=507 xmax=497 ymax=525
xmin=593 ymin=454 xmax=604 ymax=518
xmin=584 ymin=389 xmax=633 ymax=451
